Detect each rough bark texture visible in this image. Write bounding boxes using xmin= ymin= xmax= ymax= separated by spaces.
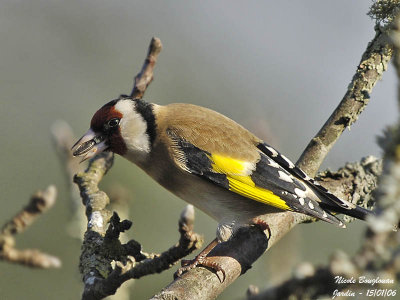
xmin=76 ymin=38 xmax=203 ymax=300
xmin=151 ymin=226 xmax=268 ymax=300
xmin=297 ymin=27 xmax=393 ymax=176
xmin=152 ymin=24 xmax=393 ymax=300
xmin=76 ymin=6 xmax=399 ymax=299
xmin=75 ymin=153 xmax=204 ymax=299
xmin=152 ymin=158 xmax=382 ymax=300
xmin=246 ymin=12 xmax=400 ymax=300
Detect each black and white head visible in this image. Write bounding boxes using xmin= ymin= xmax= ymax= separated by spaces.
xmin=72 ymin=97 xmax=156 ymax=162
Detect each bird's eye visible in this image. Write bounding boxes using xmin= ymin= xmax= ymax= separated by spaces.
xmin=107 ymin=118 xmax=120 ymax=128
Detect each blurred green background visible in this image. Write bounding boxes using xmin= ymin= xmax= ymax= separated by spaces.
xmin=0 ymin=1 xmax=397 ymax=299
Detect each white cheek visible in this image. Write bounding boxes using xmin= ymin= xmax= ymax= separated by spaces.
xmin=115 ymin=100 xmax=150 ymax=153
xmin=120 ymin=117 xmax=150 ymax=153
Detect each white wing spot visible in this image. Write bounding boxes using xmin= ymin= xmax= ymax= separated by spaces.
xmin=266 ymin=146 xmax=278 ymax=157
xmin=241 ymin=161 xmax=256 ymax=176
xmin=278 ymin=171 xmax=293 ymax=183
xmin=308 ymin=201 xmax=314 ymax=209
xmin=280 ymin=154 xmax=295 ymax=168
xmin=294 ymin=188 xmax=306 ymax=198
xmin=299 ymin=197 xmax=305 ymax=205
xmin=267 ymin=158 xmax=280 ymax=168
xmin=322 ymin=211 xmax=328 ymax=218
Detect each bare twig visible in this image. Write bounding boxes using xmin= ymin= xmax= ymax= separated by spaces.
xmin=131 ymin=37 xmax=162 ymax=99
xmin=0 ymin=185 xmax=61 ymax=268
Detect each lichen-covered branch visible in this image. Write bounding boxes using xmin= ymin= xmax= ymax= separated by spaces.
xmin=315 ymin=156 xmax=381 ymax=223
xmin=85 ymin=206 xmax=203 ymax=299
xmin=74 ymin=167 xmax=203 ymax=300
xmin=0 ymin=185 xmax=61 ymax=268
xmin=297 ymin=26 xmax=393 ymax=176
xmin=247 ymin=257 xmax=347 ymax=300
xmin=52 ymin=121 xmax=136 ymax=300
xmin=75 ymin=37 xmax=204 ymax=299
xmin=369 ymin=0 xmax=400 ymax=26
xmin=247 ymin=226 xmax=399 ymax=300
xmin=75 ymin=8 xmax=395 ymax=297
xmin=151 ymin=157 xmax=382 ymax=299
xmin=247 ymin=11 xmax=400 ymax=300
xmin=152 ymin=14 xmax=394 ymax=299
xmin=152 ymin=226 xmax=268 ymax=300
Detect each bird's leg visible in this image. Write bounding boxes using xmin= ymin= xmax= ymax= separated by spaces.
xmin=176 ymin=238 xmax=225 ymax=282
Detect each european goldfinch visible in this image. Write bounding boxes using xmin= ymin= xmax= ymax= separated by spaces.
xmin=72 ymin=96 xmax=373 ymax=278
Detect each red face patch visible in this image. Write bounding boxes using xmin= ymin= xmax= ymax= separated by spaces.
xmin=90 ymin=102 xmax=123 ymax=132
xmin=90 ymin=100 xmax=127 ymax=155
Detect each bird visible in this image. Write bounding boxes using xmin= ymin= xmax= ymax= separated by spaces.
xmin=72 ymin=95 xmax=374 ymax=281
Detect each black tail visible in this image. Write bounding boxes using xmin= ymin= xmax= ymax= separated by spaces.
xmin=256 ymin=142 xmax=376 ymax=223
xmin=319 ymin=203 xmax=375 ymax=221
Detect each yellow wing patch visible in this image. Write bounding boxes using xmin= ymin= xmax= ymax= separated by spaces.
xmin=210 ymin=154 xmax=291 ymax=211
xmin=211 ymin=153 xmax=250 ymax=175
xmin=227 ymin=176 xmax=290 ymax=210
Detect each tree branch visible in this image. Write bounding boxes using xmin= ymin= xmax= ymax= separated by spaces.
xmin=75 ymin=7 xmax=395 ymax=297
xmin=247 ymin=10 xmax=400 ymax=300
xmin=0 ymin=185 xmax=61 ymax=268
xmin=152 ymin=18 xmax=394 ymax=300
xmin=75 ymin=38 xmax=203 ymax=299
xmin=297 ymin=26 xmax=393 ymax=175
xmin=152 ymin=157 xmax=382 ymax=299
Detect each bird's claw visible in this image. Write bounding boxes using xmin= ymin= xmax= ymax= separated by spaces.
xmin=175 ymin=256 xmax=226 ymax=283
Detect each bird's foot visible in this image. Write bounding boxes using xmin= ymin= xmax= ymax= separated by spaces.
xmin=176 ymin=256 xmax=225 ymax=282
xmin=175 ymin=238 xmax=225 ymax=282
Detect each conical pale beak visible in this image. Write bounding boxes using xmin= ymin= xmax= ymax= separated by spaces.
xmin=71 ymin=129 xmax=108 ymax=162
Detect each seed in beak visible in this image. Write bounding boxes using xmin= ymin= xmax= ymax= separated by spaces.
xmin=73 ymin=139 xmax=96 ymax=156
